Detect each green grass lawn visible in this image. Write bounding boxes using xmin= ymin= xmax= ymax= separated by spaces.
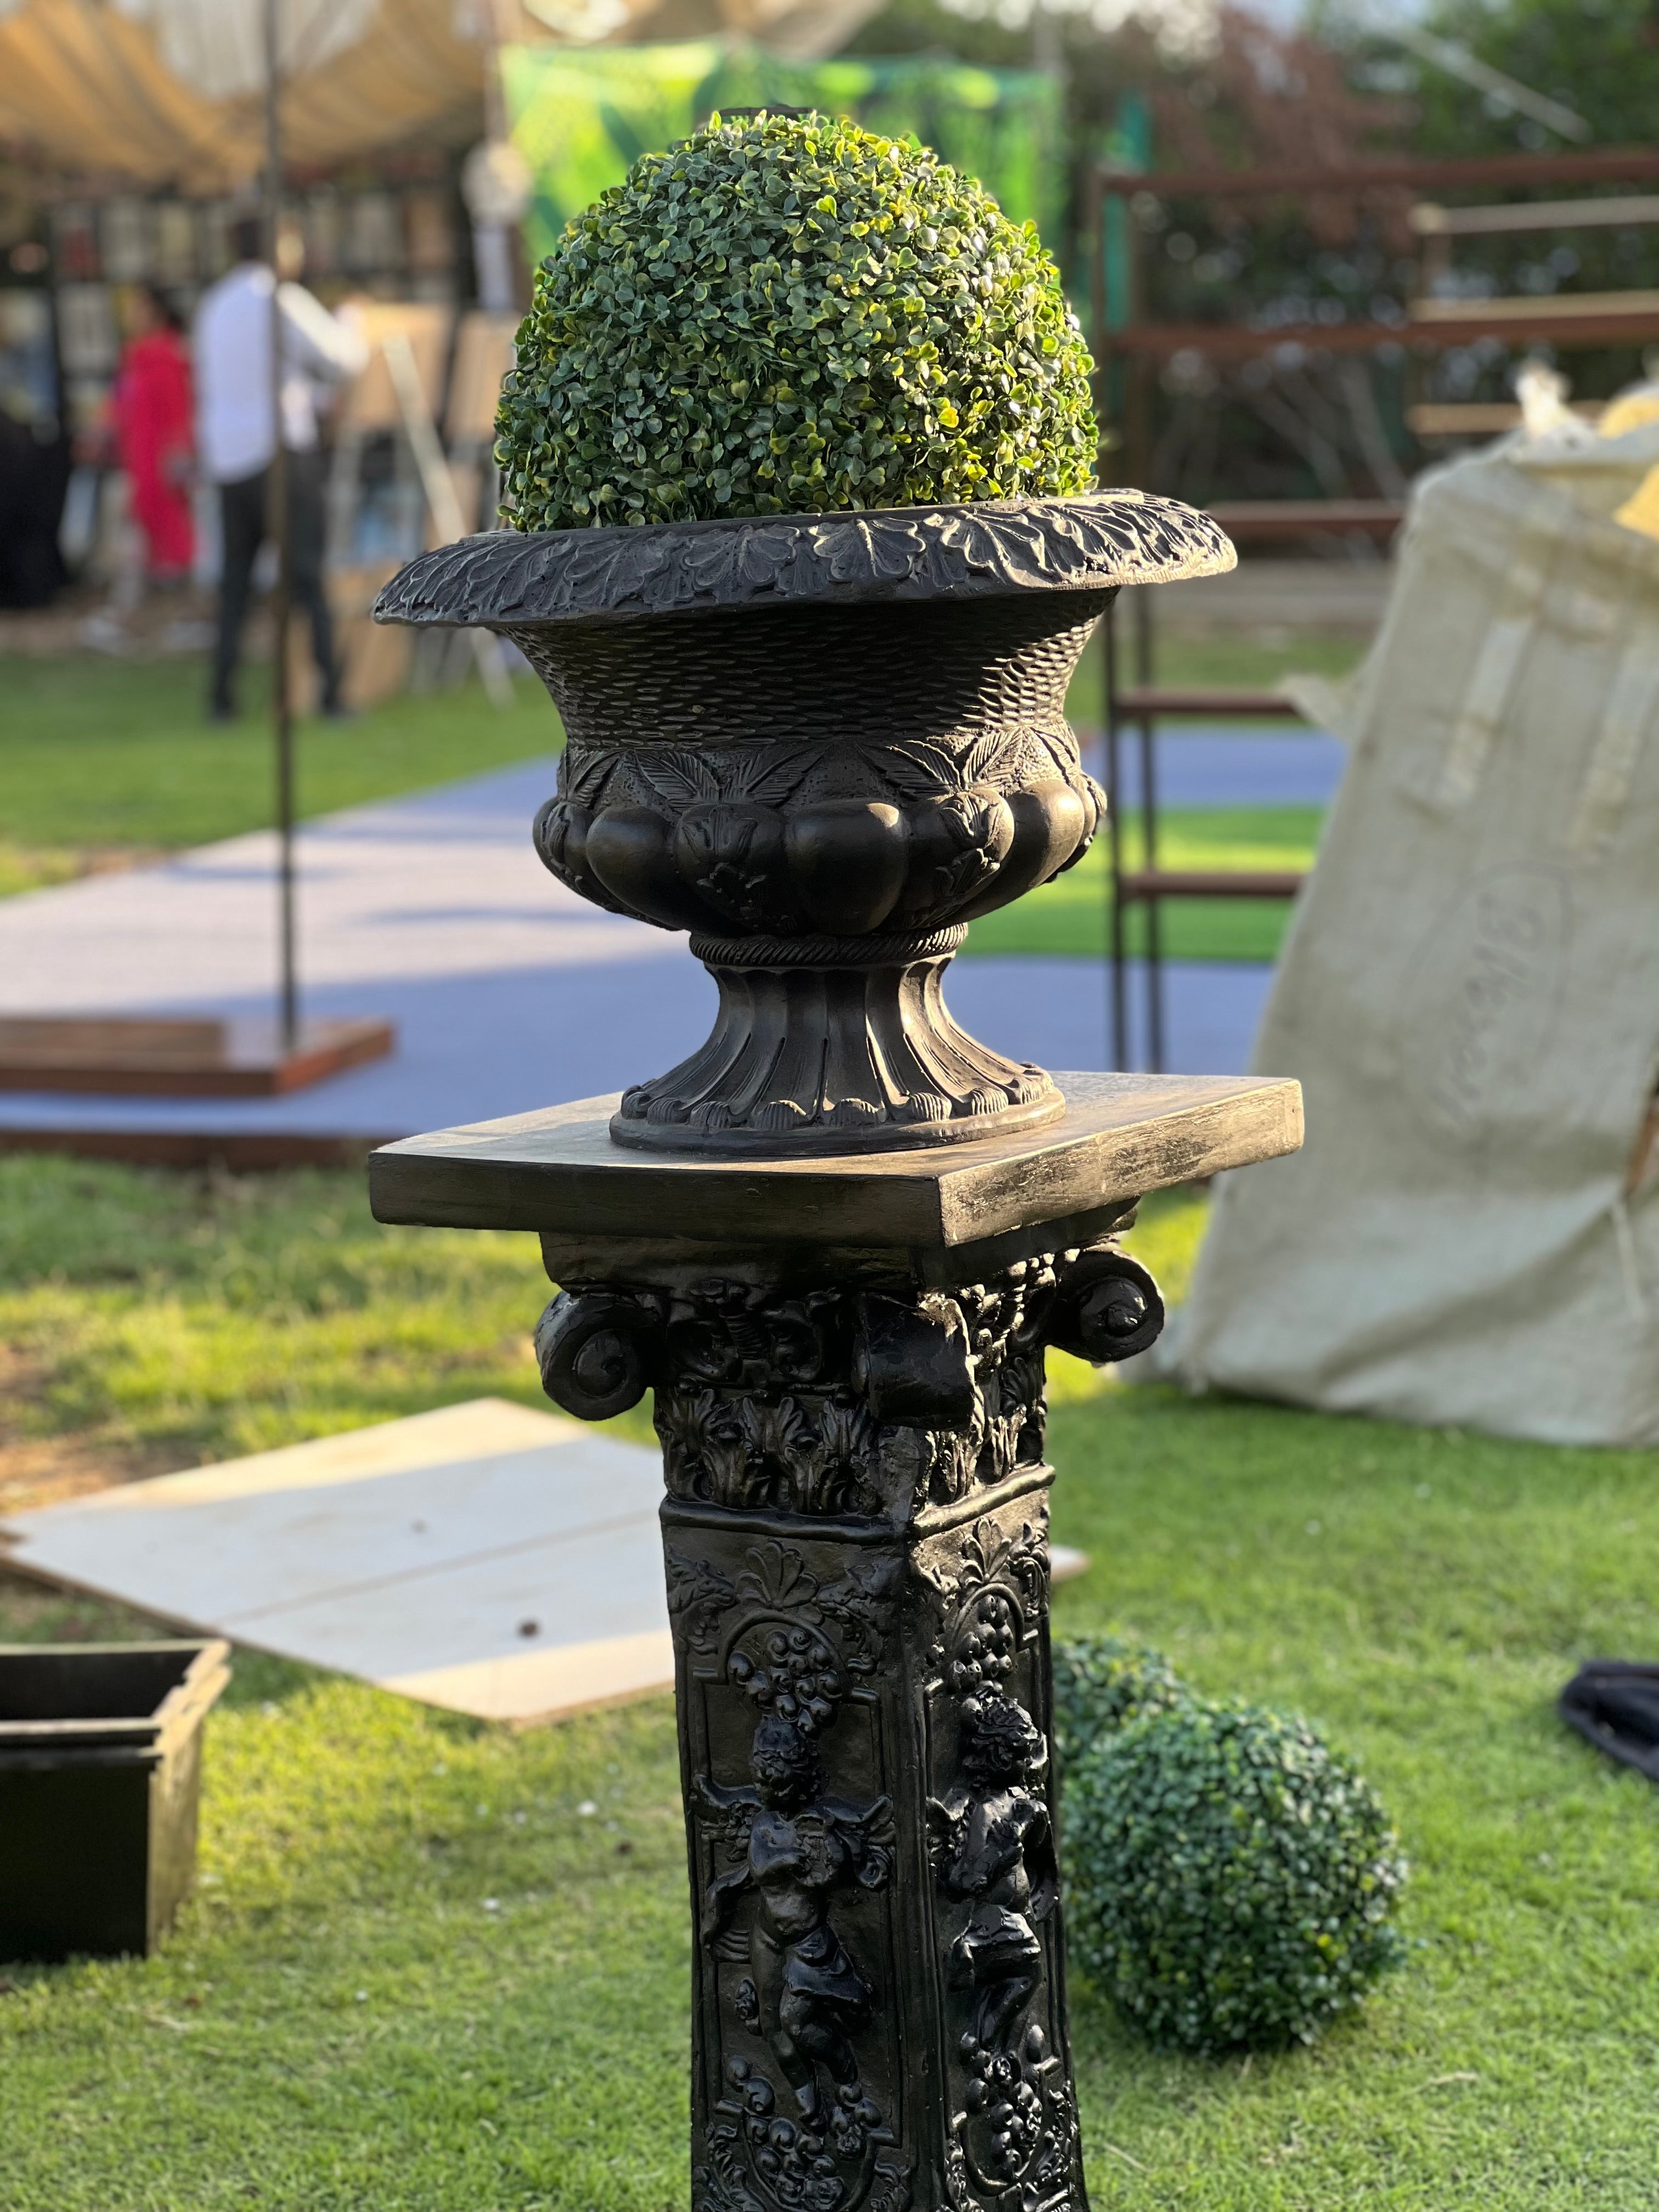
xmin=1 ymin=630 xmax=1358 ymax=912
xmin=4 ymin=1159 xmax=1658 ymax=2208
xmin=1066 ymin=623 xmax=1363 ymax=721
xmin=0 ymin=1154 xmax=572 ymax=1485
xmin=0 ymin=659 xmax=560 ymax=894
xmin=963 ymin=805 xmax=1322 ymax=963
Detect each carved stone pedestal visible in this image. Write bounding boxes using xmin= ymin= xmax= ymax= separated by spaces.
xmin=665 ymin=1472 xmax=1074 ymax=2212
xmin=370 ymin=1071 xmax=1301 ymax=2212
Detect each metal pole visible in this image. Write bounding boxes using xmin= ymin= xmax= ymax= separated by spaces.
xmin=1104 ymin=601 xmax=1127 ymax=1070
xmin=1134 ymin=589 xmax=1161 ymax=1073
xmin=266 ymin=0 xmax=298 ymax=1053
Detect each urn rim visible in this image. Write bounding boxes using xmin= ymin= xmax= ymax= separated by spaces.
xmin=371 ymin=489 xmax=1235 ymax=633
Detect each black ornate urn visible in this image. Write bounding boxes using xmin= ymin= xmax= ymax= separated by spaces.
xmin=374 ymin=493 xmax=1232 ymax=1152
xmin=369 ymin=486 xmax=1307 ymax=2212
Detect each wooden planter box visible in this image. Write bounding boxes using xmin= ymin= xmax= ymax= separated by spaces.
xmin=0 ymin=1640 xmax=230 ymax=1962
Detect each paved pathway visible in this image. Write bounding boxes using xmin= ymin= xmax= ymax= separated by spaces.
xmin=1087 ymin=725 xmax=1346 ymax=808
xmin=0 ymin=744 xmax=1322 ymax=1142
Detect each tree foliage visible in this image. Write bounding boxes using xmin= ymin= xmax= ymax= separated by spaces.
xmin=1404 ymin=0 xmax=1659 ymax=157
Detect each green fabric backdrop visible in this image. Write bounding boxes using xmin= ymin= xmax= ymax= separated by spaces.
xmin=501 ymin=41 xmax=1064 ymax=266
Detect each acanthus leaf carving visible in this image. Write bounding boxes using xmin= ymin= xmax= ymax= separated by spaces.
xmin=957 ymin=729 xmax=1019 ymax=791
xmin=632 ymin=746 xmax=723 ymax=807
xmin=667 ymin=1539 xmax=891 ymax=1690
xmin=665 ymin=1545 xmax=740 ymax=1654
xmin=726 ymin=744 xmax=817 ymax=810
xmin=923 ymin=1515 xmax=1050 ymax=1685
xmin=543 ymin=1244 xmax=1153 ymax=1527
xmin=374 ymin=492 xmax=1233 ymax=634
xmin=561 ymin=741 xmax=617 ymax=807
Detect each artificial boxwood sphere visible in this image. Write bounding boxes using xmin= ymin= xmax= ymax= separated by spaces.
xmin=1065 ymin=1701 xmax=1409 ymax=2055
xmin=1049 ymin=1633 xmax=1185 ymax=1780
xmin=495 ymin=108 xmax=1098 ymax=531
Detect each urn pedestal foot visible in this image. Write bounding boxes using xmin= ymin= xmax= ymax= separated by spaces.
xmin=612 ymin=931 xmax=1062 ymax=1156
xmin=370 ymin=1072 xmax=1303 ymax=2212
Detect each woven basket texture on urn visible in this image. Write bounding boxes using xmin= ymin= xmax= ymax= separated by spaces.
xmin=374 ymin=491 xmax=1231 ymax=1153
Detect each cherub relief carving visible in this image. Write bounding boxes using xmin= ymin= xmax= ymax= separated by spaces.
xmin=700 ymin=1713 xmax=893 ymax=2124
xmin=927 ymin=1692 xmax=1057 ymax=2056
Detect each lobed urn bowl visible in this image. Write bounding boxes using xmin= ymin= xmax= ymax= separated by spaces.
xmin=374 ymin=492 xmax=1233 ymax=1154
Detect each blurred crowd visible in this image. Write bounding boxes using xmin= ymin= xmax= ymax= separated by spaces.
xmin=70 ymin=213 xmax=368 ymax=716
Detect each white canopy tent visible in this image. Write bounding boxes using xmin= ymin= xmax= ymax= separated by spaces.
xmin=0 ymin=0 xmax=884 ymax=190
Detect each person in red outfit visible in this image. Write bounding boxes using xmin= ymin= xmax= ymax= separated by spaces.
xmin=112 ymin=284 xmax=194 ymax=579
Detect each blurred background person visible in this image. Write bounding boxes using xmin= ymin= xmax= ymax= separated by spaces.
xmin=194 ymin=212 xmax=366 ymax=722
xmin=0 ymin=408 xmax=71 ymax=612
xmin=112 ymin=283 xmax=194 ymax=586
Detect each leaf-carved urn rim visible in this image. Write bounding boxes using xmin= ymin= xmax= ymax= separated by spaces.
xmin=371 ymin=489 xmax=1235 ymax=632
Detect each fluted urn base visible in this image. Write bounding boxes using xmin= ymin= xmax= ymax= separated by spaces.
xmin=610 ymin=928 xmax=1064 ymax=1155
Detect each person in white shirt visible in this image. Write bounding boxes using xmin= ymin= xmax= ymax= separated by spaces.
xmin=194 ymin=214 xmax=368 ymax=720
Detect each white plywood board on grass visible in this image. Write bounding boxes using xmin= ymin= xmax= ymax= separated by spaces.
xmin=0 ymin=1400 xmax=673 ymax=1724
xmin=0 ymin=1397 xmax=1091 ymax=1725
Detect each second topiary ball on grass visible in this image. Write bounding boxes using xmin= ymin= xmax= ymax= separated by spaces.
xmin=496 ymin=108 xmax=1097 ymax=532
xmin=1049 ymin=1632 xmax=1186 ymax=1779
xmin=1065 ymin=1701 xmax=1409 ymax=2056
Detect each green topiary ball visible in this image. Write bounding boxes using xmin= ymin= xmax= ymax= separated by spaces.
xmin=495 ymin=108 xmax=1097 ymax=532
xmin=1049 ymin=1633 xmax=1185 ymax=1779
xmin=1065 ymin=1700 xmax=1408 ymax=2056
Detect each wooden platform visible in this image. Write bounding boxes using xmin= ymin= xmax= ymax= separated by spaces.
xmin=1113 ymin=686 xmax=1301 ymax=718
xmin=1116 ymin=868 xmax=1307 ymax=902
xmin=0 ymin=1015 xmax=394 ymax=1097
xmin=0 ymin=1127 xmax=387 ymax=1168
xmin=0 ymin=1401 xmax=672 ymax=1725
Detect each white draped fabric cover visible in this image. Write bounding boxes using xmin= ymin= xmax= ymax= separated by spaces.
xmin=1173 ymin=420 xmax=1659 ymax=1445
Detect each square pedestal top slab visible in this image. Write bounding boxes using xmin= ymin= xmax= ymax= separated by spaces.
xmin=369 ymin=1071 xmax=1302 ymax=1248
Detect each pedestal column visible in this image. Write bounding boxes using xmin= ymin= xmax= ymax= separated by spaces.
xmin=369 ymin=1069 xmax=1302 ymax=2212
xmin=666 ymin=1469 xmax=1068 ymax=2212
